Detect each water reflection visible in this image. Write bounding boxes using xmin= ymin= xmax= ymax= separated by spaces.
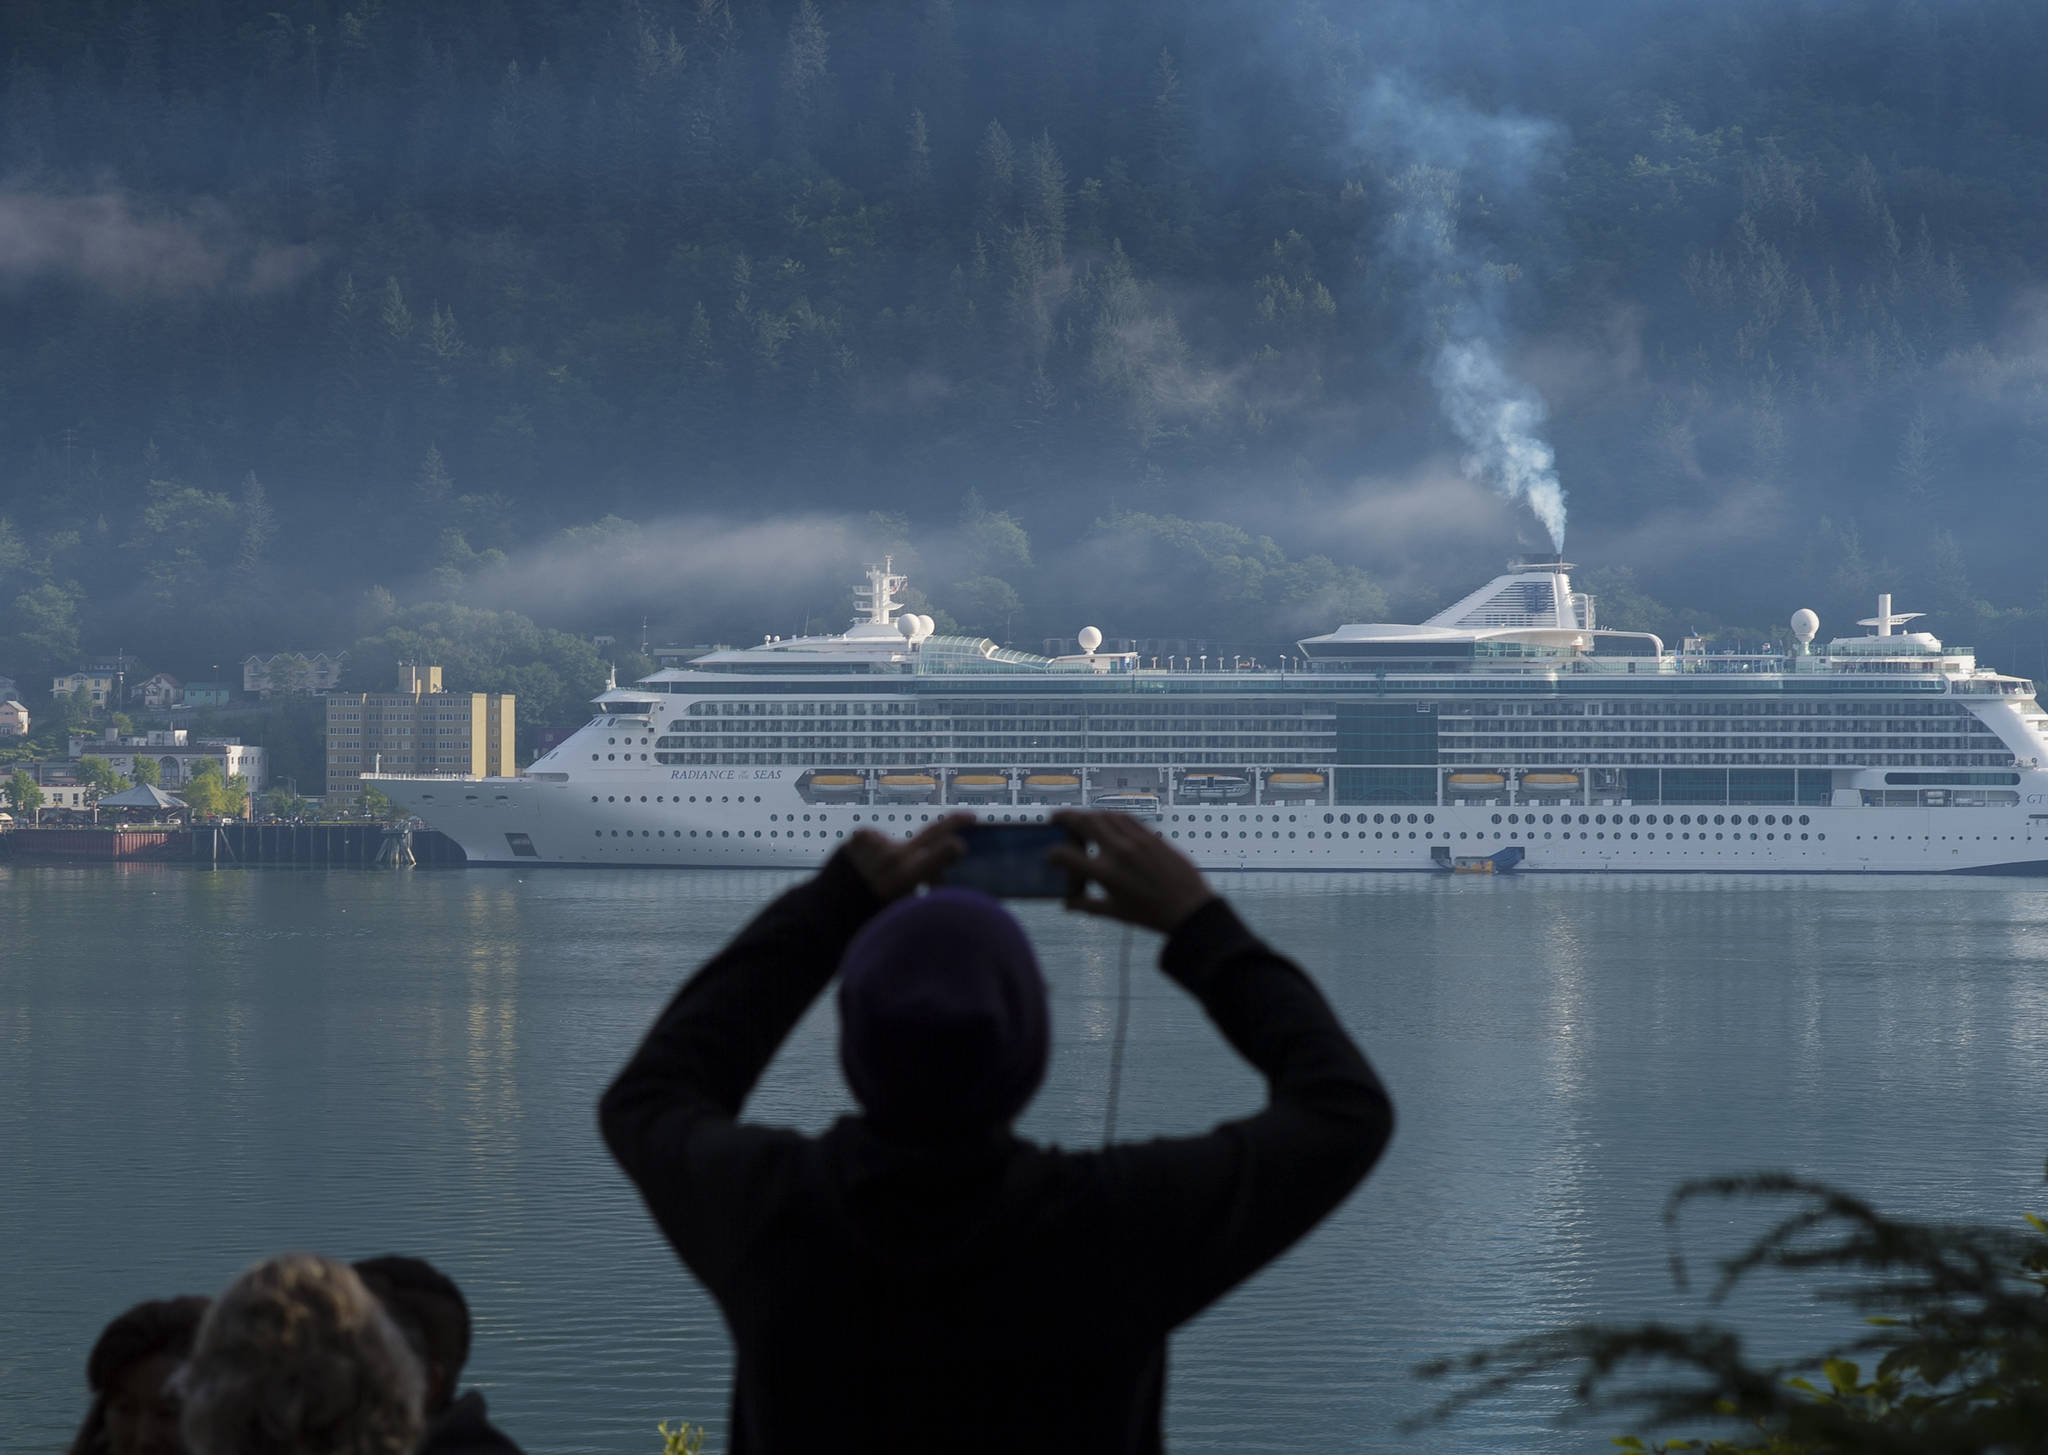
xmin=4 ymin=866 xmax=2047 ymax=1453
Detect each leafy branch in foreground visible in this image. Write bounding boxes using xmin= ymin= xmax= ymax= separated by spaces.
xmin=657 ymin=1419 xmax=706 ymax=1454
xmin=1412 ymin=1166 xmax=2048 ymax=1453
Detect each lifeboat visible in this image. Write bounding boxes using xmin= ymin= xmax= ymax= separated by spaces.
xmin=878 ymin=773 xmax=938 ymax=799
xmin=1521 ymin=772 xmax=1581 ymax=790
xmin=1181 ymin=772 xmax=1251 ymax=800
xmin=1093 ymin=792 xmax=1162 ymax=816
xmin=1022 ymin=773 xmax=1082 ymax=797
xmin=1265 ymin=772 xmax=1326 ymax=792
xmin=1447 ymin=772 xmax=1507 ymax=791
xmin=805 ymin=773 xmax=866 ymax=798
xmin=950 ymin=774 xmax=1009 ymax=799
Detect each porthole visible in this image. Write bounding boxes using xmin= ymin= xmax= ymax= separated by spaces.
xmin=607 ymin=795 xmax=616 ymax=803
xmin=1423 ymin=814 xmax=1435 ymax=825
xmin=1799 ymin=815 xmax=1810 ymax=826
xmin=1324 ymin=813 xmax=1334 ymax=824
xmin=1542 ymin=814 xmax=1553 ymax=825
xmin=1747 ymin=815 xmax=1760 ymax=826
xmin=1629 ymin=814 xmax=1640 ymax=825
xmin=607 ymin=737 xmax=615 ymax=745
xmin=1492 ymin=814 xmax=1502 ymax=824
xmin=594 ymin=830 xmax=602 ymax=837
xmin=610 ymin=830 xmax=618 ymax=837
xmin=1407 ymin=814 xmax=1419 ymax=825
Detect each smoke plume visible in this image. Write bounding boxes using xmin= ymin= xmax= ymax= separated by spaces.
xmin=1356 ymin=77 xmax=1569 ymax=549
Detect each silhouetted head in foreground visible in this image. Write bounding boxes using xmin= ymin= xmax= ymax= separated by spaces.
xmin=71 ymin=1294 xmax=211 ymax=1455
xmin=352 ymin=1255 xmax=470 ymax=1416
xmin=175 ymin=1254 xmax=424 ymax=1455
xmin=837 ymin=887 xmax=1050 ymax=1143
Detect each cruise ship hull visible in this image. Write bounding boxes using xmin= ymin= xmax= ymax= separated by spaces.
xmin=371 ymin=771 xmax=2048 ymax=874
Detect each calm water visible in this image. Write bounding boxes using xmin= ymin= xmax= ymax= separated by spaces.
xmin=5 ymin=863 xmax=2048 ymax=1452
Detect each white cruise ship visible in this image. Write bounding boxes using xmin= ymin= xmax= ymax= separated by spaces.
xmin=365 ymin=558 xmax=2048 ymax=874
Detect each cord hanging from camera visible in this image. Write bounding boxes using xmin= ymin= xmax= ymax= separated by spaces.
xmin=1102 ymin=924 xmax=1134 ymax=1144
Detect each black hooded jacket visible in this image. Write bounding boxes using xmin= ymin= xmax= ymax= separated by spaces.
xmin=599 ymin=852 xmax=1393 ymax=1454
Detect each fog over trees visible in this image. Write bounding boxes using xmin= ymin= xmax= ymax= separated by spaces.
xmin=5 ymin=0 xmax=2048 ymax=733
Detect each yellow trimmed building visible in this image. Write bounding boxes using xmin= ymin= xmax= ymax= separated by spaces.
xmin=325 ymin=664 xmax=514 ymax=793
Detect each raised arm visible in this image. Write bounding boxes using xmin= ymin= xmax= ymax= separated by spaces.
xmin=1052 ymin=812 xmax=1395 ymax=1328
xmin=598 ymin=820 xmax=967 ymax=1282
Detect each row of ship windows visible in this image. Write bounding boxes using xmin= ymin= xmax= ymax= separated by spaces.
xmin=629 ymin=752 xmax=2013 ymax=770
xmin=665 ymin=700 xmax=1994 ymax=720
xmin=1166 ymin=829 xmax=1830 ymax=843
xmin=586 ymin=824 xmax=1838 ymax=845
xmin=655 ymin=721 xmax=1990 ymax=739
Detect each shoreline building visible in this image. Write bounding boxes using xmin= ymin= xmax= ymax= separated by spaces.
xmin=325 ymin=664 xmax=514 ymax=795
xmin=0 ymin=698 xmax=27 ymax=737
xmin=70 ymin=728 xmax=266 ymax=792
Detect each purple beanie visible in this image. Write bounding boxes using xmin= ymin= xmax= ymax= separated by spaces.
xmin=837 ymin=889 xmax=1049 ymax=1142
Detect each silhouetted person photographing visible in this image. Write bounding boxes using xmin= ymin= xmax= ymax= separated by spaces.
xmin=601 ymin=811 xmax=1393 ymax=1454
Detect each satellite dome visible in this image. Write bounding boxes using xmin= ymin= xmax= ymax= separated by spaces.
xmin=898 ymin=614 xmax=917 ymax=639
xmin=1078 ymin=626 xmax=1103 ymax=654
xmin=916 ymin=614 xmax=936 ymax=638
xmin=1790 ymin=608 xmax=1819 ymax=643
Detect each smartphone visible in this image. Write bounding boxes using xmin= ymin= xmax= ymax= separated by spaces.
xmin=940 ymin=822 xmax=1077 ymax=899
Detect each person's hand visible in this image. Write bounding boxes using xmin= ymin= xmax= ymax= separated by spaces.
xmin=840 ymin=812 xmax=972 ymax=902
xmin=1049 ymin=810 xmax=1216 ymax=933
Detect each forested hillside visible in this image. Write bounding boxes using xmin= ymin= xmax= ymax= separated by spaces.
xmin=5 ymin=0 xmax=2048 ymax=736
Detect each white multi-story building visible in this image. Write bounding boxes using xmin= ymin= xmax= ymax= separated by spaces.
xmin=71 ymin=727 xmax=266 ymax=792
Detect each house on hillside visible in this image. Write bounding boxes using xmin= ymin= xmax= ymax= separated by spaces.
xmin=52 ymin=664 xmax=125 ymax=707
xmin=133 ymin=672 xmax=182 ymax=709
xmin=181 ymin=681 xmax=234 ymax=708
xmin=243 ymin=652 xmax=347 ymax=696
xmin=0 ymin=700 xmax=27 ymax=737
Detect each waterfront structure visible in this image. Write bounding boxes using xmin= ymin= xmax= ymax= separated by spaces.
xmin=0 ymin=699 xmax=27 ymax=737
xmin=97 ymin=782 xmax=189 ymax=820
xmin=243 ymin=652 xmax=348 ymax=696
xmin=326 ymin=664 xmax=515 ymax=793
xmin=369 ymin=559 xmax=2048 ymax=873
xmin=132 ymin=673 xmax=182 ymax=709
xmin=70 ymin=728 xmax=267 ymax=791
xmin=28 ymin=764 xmax=90 ymax=812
